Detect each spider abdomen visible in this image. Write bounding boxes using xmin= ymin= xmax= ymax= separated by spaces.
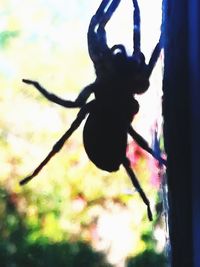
xmin=83 ymin=107 xmax=128 ymax=172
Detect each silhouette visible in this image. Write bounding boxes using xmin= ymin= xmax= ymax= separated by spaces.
xmin=20 ymin=0 xmax=166 ymax=221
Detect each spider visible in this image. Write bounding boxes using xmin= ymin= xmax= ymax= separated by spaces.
xmin=20 ymin=0 xmax=166 ymax=221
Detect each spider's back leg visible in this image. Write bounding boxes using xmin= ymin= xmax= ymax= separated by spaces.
xmin=129 ymin=126 xmax=167 ymax=166
xmin=146 ymin=39 xmax=162 ymax=78
xmin=123 ymin=157 xmax=153 ymax=221
xmin=20 ymin=101 xmax=94 ymax=185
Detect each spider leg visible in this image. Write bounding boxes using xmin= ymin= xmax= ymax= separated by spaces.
xmin=22 ymin=79 xmax=94 ymax=108
xmin=88 ymin=0 xmax=121 ymax=63
xmin=123 ymin=157 xmax=153 ymax=221
xmin=146 ymin=39 xmax=162 ymax=78
xmin=90 ymin=0 xmax=121 ymax=30
xmin=19 ymin=101 xmax=94 ymax=185
xmin=94 ymin=0 xmax=113 ymax=21
xmin=98 ymin=0 xmax=121 ymax=28
xmin=129 ymin=126 xmax=167 ymax=166
xmin=132 ymin=0 xmax=141 ymax=54
xmin=132 ymin=0 xmax=146 ymax=67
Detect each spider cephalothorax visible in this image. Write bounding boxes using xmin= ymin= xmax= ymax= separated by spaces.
xmin=20 ymin=0 xmax=166 ymax=221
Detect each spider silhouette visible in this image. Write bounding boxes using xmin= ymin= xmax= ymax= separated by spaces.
xmin=20 ymin=0 xmax=166 ymax=221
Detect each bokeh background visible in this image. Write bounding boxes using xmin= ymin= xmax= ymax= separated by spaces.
xmin=0 ymin=0 xmax=167 ymax=266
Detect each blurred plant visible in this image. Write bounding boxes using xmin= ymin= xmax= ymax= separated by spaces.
xmin=0 ymin=188 xmax=112 ymax=267
xmin=127 ymin=249 xmax=167 ymax=267
xmin=0 ymin=31 xmax=19 ymax=48
xmin=126 ymin=230 xmax=167 ymax=267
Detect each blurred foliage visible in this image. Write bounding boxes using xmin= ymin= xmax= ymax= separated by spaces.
xmin=0 ymin=1 xmax=167 ymax=266
xmin=126 ymin=231 xmax=167 ymax=267
xmin=0 ymin=188 xmax=112 ymax=267
xmin=127 ymin=250 xmax=166 ymax=267
xmin=0 ymin=31 xmax=19 ymax=48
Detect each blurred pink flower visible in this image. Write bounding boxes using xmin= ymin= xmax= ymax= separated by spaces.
xmin=127 ymin=140 xmax=164 ymax=188
xmin=126 ymin=140 xmax=145 ymax=167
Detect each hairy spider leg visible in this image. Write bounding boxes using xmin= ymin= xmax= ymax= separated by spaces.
xmin=88 ymin=0 xmax=121 ymax=63
xmin=94 ymin=0 xmax=115 ymax=21
xmin=132 ymin=0 xmax=141 ymax=54
xmin=123 ymin=157 xmax=153 ymax=221
xmin=97 ymin=0 xmax=121 ymax=28
xmin=19 ymin=102 xmax=94 ymax=185
xmin=22 ymin=79 xmax=94 ymax=108
xmin=132 ymin=0 xmax=146 ymax=67
xmin=129 ymin=126 xmax=167 ymax=166
xmin=146 ymin=39 xmax=162 ymax=78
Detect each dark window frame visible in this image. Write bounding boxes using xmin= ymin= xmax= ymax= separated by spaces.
xmin=163 ymin=0 xmax=200 ymax=266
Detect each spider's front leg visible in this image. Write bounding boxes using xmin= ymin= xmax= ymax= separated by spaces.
xmin=132 ymin=0 xmax=147 ymax=69
xmin=88 ymin=0 xmax=121 ymax=63
xmin=22 ymin=79 xmax=94 ymax=108
xmin=132 ymin=0 xmax=162 ymax=77
xmin=19 ymin=101 xmax=94 ymax=185
xmin=132 ymin=0 xmax=141 ymax=54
